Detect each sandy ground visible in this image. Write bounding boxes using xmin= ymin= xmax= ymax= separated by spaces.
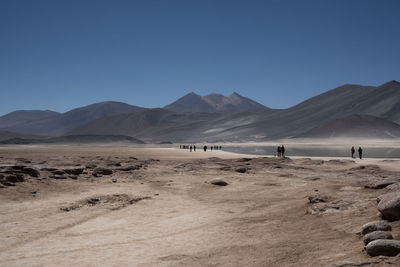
xmin=0 ymin=146 xmax=400 ymax=267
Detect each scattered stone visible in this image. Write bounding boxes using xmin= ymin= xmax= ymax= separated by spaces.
xmin=235 ymin=167 xmax=247 ymax=173
xmin=363 ymin=231 xmax=393 ymax=245
xmin=112 ymin=178 xmax=117 ymax=183
xmin=60 ymin=194 xmax=149 ymax=211
xmin=49 ymin=175 xmax=67 ymax=179
xmin=365 ymin=181 xmax=397 ymax=189
xmin=85 ymin=164 xmax=97 ymax=169
xmin=377 ymin=192 xmax=400 ymax=221
xmin=5 ymin=175 xmax=21 ymax=183
xmin=119 ymin=164 xmax=143 ymax=171
xmin=40 ymin=167 xmax=58 ymax=172
xmin=365 ymin=239 xmax=400 ymax=257
xmin=210 ymin=179 xmax=228 ymax=186
xmin=52 ymin=170 xmax=66 ymax=175
xmin=21 ymin=167 xmax=40 ymax=177
xmin=361 ymin=221 xmax=392 ymax=235
xmin=0 ymin=181 xmax=15 ymax=186
xmin=236 ymin=158 xmax=252 ymax=162
xmin=10 ymin=165 xmax=25 ymax=171
xmin=386 ymin=183 xmax=400 ymax=191
xmin=308 ymin=194 xmax=329 ymax=203
xmin=93 ymin=167 xmax=113 ymax=176
xmin=63 ymin=168 xmax=84 ymax=175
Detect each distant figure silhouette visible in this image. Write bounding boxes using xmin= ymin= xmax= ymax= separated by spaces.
xmin=351 ymin=146 xmax=355 ymax=158
xmin=219 ymin=146 xmax=222 ymax=150
xmin=281 ymin=145 xmax=285 ymax=157
xmin=204 ymin=145 xmax=207 ymax=152
xmin=194 ymin=145 xmax=196 ymax=152
xmin=211 ymin=146 xmax=213 ymax=151
xmin=358 ymin=147 xmax=363 ymax=159
xmin=277 ymin=146 xmax=281 ymax=157
xmin=190 ymin=146 xmax=192 ymax=152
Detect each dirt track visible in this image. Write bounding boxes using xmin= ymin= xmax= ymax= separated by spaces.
xmin=1 ymin=146 xmax=400 ymax=266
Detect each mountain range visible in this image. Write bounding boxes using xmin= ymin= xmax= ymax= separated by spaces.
xmin=1 ymin=81 xmax=399 ymax=143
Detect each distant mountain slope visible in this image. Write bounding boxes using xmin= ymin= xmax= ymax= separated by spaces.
xmin=0 ymin=101 xmax=145 ymax=136
xmin=68 ymin=107 xmax=278 ymax=142
xmin=296 ymin=115 xmax=400 ymax=139
xmin=164 ymin=92 xmax=267 ymax=113
xmin=207 ymin=81 xmax=400 ymax=141
xmin=0 ymin=130 xmax=47 ymax=141
xmin=0 ymin=134 xmax=145 ymax=144
xmin=0 ymin=110 xmax=60 ymax=129
xmin=1 ymin=80 xmax=399 ymax=142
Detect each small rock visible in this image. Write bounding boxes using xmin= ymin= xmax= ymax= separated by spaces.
xmin=63 ymin=168 xmax=84 ymax=175
xmin=308 ymin=194 xmax=328 ymax=203
xmin=363 ymin=231 xmax=393 ymax=245
xmin=40 ymin=167 xmax=58 ymax=172
xmin=50 ymin=175 xmax=67 ymax=179
xmin=20 ymin=167 xmax=39 ymax=177
xmin=93 ymin=167 xmax=113 ymax=176
xmin=210 ymin=179 xmax=228 ymax=186
xmin=0 ymin=181 xmax=15 ymax=186
xmin=235 ymin=167 xmax=247 ymax=173
xmin=365 ymin=239 xmax=400 ymax=257
xmin=361 ymin=221 xmax=392 ymax=235
xmin=5 ymin=175 xmax=20 ymax=183
xmin=119 ymin=164 xmax=142 ymax=171
xmin=377 ymin=192 xmax=400 ymax=221
xmin=365 ymin=181 xmax=397 ymax=189
xmin=10 ymin=165 xmax=25 ymax=171
xmin=52 ymin=170 xmax=66 ymax=175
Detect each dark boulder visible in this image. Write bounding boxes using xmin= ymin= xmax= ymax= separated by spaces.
xmin=361 ymin=221 xmax=392 ymax=235
xmin=365 ymin=239 xmax=400 ymax=257
xmin=93 ymin=167 xmax=113 ymax=177
xmin=363 ymin=231 xmax=393 ymax=245
xmin=63 ymin=168 xmax=84 ymax=175
xmin=377 ymin=192 xmax=400 ymax=221
xmin=210 ymin=179 xmax=228 ymax=186
xmin=21 ymin=167 xmax=40 ymax=177
xmin=235 ymin=167 xmax=247 ymax=173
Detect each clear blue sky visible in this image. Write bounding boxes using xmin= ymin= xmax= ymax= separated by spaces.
xmin=1 ymin=0 xmax=399 ymax=115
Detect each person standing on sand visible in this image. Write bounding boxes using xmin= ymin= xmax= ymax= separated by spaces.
xmin=281 ymin=145 xmax=285 ymax=158
xmin=351 ymin=146 xmax=355 ymax=158
xmin=194 ymin=145 xmax=196 ymax=152
xmin=190 ymin=146 xmax=192 ymax=152
xmin=203 ymin=145 xmax=207 ymax=152
xmin=358 ymin=147 xmax=363 ymax=159
xmin=277 ymin=146 xmax=281 ymax=157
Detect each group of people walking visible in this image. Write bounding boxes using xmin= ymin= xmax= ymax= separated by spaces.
xmin=277 ymin=145 xmax=285 ymax=158
xmin=179 ymin=145 xmax=222 ymax=152
xmin=351 ymin=146 xmax=363 ymax=159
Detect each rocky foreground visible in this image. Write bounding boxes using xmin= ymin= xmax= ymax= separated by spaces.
xmin=0 ymin=146 xmax=400 ymax=266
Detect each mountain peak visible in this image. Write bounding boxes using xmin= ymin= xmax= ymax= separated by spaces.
xmin=164 ymin=92 xmax=267 ymax=113
xmin=380 ymin=80 xmax=400 ymax=87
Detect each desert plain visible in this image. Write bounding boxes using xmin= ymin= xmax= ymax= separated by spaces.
xmin=1 ymin=145 xmax=400 ymax=266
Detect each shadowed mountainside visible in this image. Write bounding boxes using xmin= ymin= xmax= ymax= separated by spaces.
xmin=296 ymin=114 xmax=400 ymax=139
xmin=0 ymin=134 xmax=145 ymax=144
xmin=0 ymin=101 xmax=144 ymax=136
xmin=0 ymin=131 xmax=47 ymax=141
